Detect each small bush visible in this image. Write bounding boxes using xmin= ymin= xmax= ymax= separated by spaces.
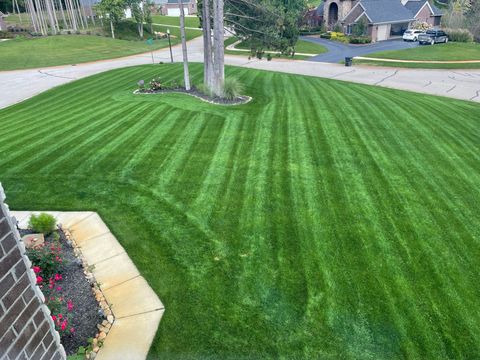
xmin=67 ymin=30 xmax=71 ymax=35
xmin=256 ymin=51 xmax=264 ymax=60
xmin=320 ymin=32 xmax=331 ymax=39
xmin=267 ymin=53 xmax=272 ymax=61
xmin=149 ymin=77 xmax=163 ymax=91
xmin=223 ymin=77 xmax=245 ymax=100
xmin=444 ymin=28 xmax=474 ymax=42
xmin=333 ymin=23 xmax=343 ymax=33
xmin=349 ymin=36 xmax=372 ymax=44
xmin=28 ymin=213 xmax=56 ymax=234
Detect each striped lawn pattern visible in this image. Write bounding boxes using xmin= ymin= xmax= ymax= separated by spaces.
xmin=0 ymin=64 xmax=479 ymax=359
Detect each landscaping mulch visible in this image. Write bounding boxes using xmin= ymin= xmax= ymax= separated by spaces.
xmin=20 ymin=228 xmax=102 ymax=355
xmin=136 ymin=87 xmax=252 ymax=105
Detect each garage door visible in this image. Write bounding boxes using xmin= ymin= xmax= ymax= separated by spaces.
xmin=376 ymin=24 xmax=390 ymax=41
xmin=167 ymin=7 xmax=189 ymax=16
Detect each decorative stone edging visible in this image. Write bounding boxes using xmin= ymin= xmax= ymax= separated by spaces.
xmin=12 ymin=211 xmax=165 ymax=360
xmin=63 ymin=228 xmax=114 ymax=359
xmin=133 ymin=89 xmax=253 ymax=106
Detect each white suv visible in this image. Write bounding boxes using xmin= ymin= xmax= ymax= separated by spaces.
xmin=403 ymin=29 xmax=424 ymax=41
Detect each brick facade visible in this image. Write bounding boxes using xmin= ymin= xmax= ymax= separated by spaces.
xmin=0 ymin=184 xmax=66 ymax=360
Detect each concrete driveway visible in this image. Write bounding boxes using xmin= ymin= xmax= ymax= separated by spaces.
xmin=1 ymin=36 xmax=479 ymax=109
xmin=302 ymin=37 xmax=419 ymax=63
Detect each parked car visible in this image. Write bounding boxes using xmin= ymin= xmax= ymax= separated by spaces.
xmin=418 ymin=29 xmax=449 ymax=45
xmin=403 ymin=29 xmax=424 ymax=41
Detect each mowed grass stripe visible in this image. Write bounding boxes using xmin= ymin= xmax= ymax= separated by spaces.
xmin=341 ymin=85 xmax=480 ymax=356
xmin=0 ymin=64 xmax=479 ymax=359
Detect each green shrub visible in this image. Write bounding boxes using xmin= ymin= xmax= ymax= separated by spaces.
xmin=349 ymin=36 xmax=372 ymax=44
xmin=267 ymin=53 xmax=272 ymax=61
xmin=333 ymin=23 xmax=343 ymax=33
xmin=444 ymin=28 xmax=474 ymax=42
xmin=222 ymin=77 xmax=245 ymax=100
xmin=28 ymin=213 xmax=56 ymax=234
xmin=320 ymin=32 xmax=331 ymax=39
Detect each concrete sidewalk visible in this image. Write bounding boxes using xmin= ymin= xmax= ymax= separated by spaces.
xmin=1 ymin=36 xmax=479 ymax=109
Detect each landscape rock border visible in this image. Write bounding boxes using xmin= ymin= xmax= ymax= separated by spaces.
xmin=12 ymin=211 xmax=165 ymax=360
xmin=134 ymin=88 xmax=253 ymax=106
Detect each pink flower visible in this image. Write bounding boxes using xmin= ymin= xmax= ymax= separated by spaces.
xmin=54 ymin=274 xmax=62 ymax=281
xmin=56 ymin=286 xmax=62 ymax=292
xmin=67 ymin=300 xmax=74 ymax=311
xmin=33 ymin=266 xmax=41 ymax=274
xmin=51 ymin=315 xmax=57 ymax=321
xmin=70 ymin=327 xmax=75 ymax=334
xmin=49 ymin=284 xmax=54 ymax=289
xmin=61 ymin=321 xmax=67 ymax=331
xmin=58 ymin=313 xmax=63 ymax=319
xmin=36 ymin=276 xmax=43 ymax=284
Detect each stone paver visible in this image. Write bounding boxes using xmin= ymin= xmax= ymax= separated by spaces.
xmin=96 ymin=310 xmax=163 ymax=360
xmin=10 ymin=210 xmax=163 ymax=360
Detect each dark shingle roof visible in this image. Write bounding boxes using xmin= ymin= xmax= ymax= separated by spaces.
xmin=430 ymin=3 xmax=443 ymax=16
xmin=404 ymin=0 xmax=426 ymax=15
xmin=404 ymin=0 xmax=443 ymax=16
xmin=317 ymin=2 xmax=324 ymax=15
xmin=360 ymin=0 xmax=415 ymax=23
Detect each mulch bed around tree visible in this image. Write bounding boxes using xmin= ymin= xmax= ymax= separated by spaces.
xmin=20 ymin=228 xmax=102 ymax=355
xmin=135 ymin=87 xmax=252 ymax=105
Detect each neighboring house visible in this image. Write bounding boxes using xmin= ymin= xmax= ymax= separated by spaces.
xmin=321 ymin=0 xmax=443 ymax=42
xmin=161 ymin=0 xmax=197 ymax=16
xmin=303 ymin=7 xmax=324 ymax=28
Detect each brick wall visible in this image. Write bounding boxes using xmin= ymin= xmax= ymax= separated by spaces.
xmin=0 ymin=184 xmax=66 ymax=360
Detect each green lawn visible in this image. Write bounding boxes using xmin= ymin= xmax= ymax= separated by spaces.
xmin=357 ymin=42 xmax=480 ymax=69
xmin=235 ymin=38 xmax=327 ymax=55
xmin=1 ymin=64 xmax=480 ymax=359
xmin=151 ymin=15 xmax=200 ymax=29
xmin=225 ymin=37 xmax=326 ymax=60
xmin=0 ymin=26 xmax=202 ymax=71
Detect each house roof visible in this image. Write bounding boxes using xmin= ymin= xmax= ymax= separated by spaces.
xmin=317 ymin=2 xmax=324 ymax=15
xmin=404 ymin=0 xmax=443 ymax=17
xmin=359 ymin=0 xmax=415 ymax=24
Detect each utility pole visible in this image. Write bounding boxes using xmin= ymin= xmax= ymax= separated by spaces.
xmin=167 ymin=28 xmax=173 ymax=63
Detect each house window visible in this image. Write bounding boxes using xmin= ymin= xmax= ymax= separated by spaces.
xmin=346 ymin=24 xmax=353 ymax=35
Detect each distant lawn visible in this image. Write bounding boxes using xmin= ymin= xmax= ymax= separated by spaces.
xmin=0 ymin=25 xmax=202 ymax=71
xmin=151 ymin=15 xmax=200 ymax=29
xmin=225 ymin=37 xmax=326 ymax=60
xmin=357 ymin=42 xmax=480 ymax=69
xmin=235 ymin=39 xmax=327 ymax=55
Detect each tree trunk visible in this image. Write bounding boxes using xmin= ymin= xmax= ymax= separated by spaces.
xmin=57 ymin=0 xmax=68 ymax=29
xmin=179 ymin=0 xmax=191 ymax=90
xmin=26 ymin=0 xmax=39 ymax=32
xmin=110 ymin=18 xmax=115 ymax=39
xmin=15 ymin=0 xmax=23 ymax=24
xmin=212 ymin=0 xmax=224 ymax=96
xmin=45 ymin=0 xmax=58 ymax=34
xmin=203 ymin=0 xmax=214 ymax=91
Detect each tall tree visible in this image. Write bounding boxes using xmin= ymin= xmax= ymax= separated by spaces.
xmin=179 ymin=0 xmax=191 ymax=90
xmin=212 ymin=0 xmax=224 ymax=96
xmin=97 ymin=0 xmax=125 ymax=38
xmin=126 ymin=0 xmax=144 ymax=38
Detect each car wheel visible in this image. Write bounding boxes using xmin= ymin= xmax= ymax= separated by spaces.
xmin=430 ymin=39 xmax=435 ymax=45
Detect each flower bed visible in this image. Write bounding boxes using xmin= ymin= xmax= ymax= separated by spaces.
xmin=135 ymin=77 xmax=252 ymax=106
xmin=21 ymin=220 xmax=106 ymax=357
